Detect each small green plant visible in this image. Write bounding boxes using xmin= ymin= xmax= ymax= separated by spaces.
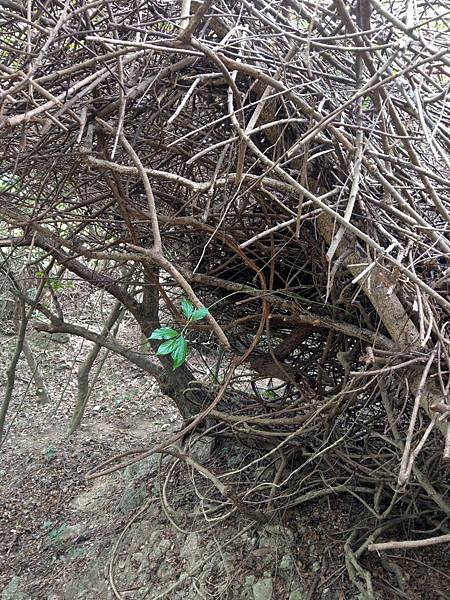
xmin=263 ymin=388 xmax=277 ymax=400
xmin=43 ymin=444 xmax=57 ymax=462
xmin=362 ymin=96 xmax=372 ymax=110
xmin=36 ymin=272 xmax=65 ymax=292
xmin=154 ymin=20 xmax=175 ymax=33
xmin=42 ymin=520 xmax=67 ymax=544
xmin=42 ymin=520 xmax=52 ymax=528
xmin=47 ymin=523 xmax=67 ymax=544
xmin=148 ymin=298 xmax=209 ymax=370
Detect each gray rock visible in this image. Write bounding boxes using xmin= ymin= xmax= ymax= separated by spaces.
xmin=219 ymin=550 xmax=235 ymax=575
xmin=279 ymin=554 xmax=293 ymax=570
xmin=153 ymin=538 xmax=172 ymax=562
xmin=187 ymin=435 xmax=214 ymax=464
xmin=119 ymin=484 xmax=147 ymax=513
xmin=70 ymin=479 xmax=111 ymax=512
xmin=258 ymin=524 xmax=294 ymax=551
xmin=308 ymin=542 xmax=317 ymax=555
xmin=1 ymin=576 xmax=26 ymax=600
xmin=252 ymin=572 xmax=273 ymax=600
xmin=289 ymin=590 xmax=305 ymax=600
xmin=123 ymin=455 xmax=159 ymax=479
xmin=59 ymin=523 xmax=86 ymax=541
xmin=62 ymin=548 xmax=110 ymax=600
xmin=240 ymin=575 xmax=256 ymax=599
xmin=180 ymin=532 xmax=199 ymax=561
xmin=137 ymin=556 xmax=151 ymax=578
xmin=156 ymin=561 xmax=176 ymax=583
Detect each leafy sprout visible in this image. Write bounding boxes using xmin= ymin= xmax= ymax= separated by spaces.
xmin=362 ymin=96 xmax=372 ymax=110
xmin=148 ymin=298 xmax=209 ymax=370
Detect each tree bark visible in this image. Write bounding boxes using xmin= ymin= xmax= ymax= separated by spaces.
xmin=67 ymin=299 xmax=124 ymax=435
xmin=22 ymin=339 xmax=51 ymax=404
xmin=0 ymin=298 xmax=27 ymax=440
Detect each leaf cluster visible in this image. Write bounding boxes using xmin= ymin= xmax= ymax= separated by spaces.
xmin=148 ymin=298 xmax=209 ymax=369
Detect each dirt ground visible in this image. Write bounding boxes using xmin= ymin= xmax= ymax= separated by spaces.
xmin=0 ymin=317 xmax=176 ymax=595
xmin=1 ymin=319 xmax=449 ymax=599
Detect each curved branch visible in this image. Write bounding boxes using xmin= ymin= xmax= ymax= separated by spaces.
xmin=31 ymin=319 xmax=163 ymax=380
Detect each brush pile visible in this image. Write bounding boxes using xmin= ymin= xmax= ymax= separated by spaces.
xmin=1 ymin=0 xmax=449 ymax=594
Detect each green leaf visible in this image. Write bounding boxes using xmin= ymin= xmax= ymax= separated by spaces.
xmin=156 ymin=338 xmax=179 ymax=356
xmin=362 ymin=96 xmax=371 ymax=110
xmin=181 ymin=297 xmax=194 ymax=319
xmin=171 ymin=336 xmax=188 ymax=370
xmin=48 ymin=523 xmax=67 ymax=543
xmin=190 ymin=307 xmax=208 ymax=321
xmin=148 ymin=327 xmax=178 ymax=341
